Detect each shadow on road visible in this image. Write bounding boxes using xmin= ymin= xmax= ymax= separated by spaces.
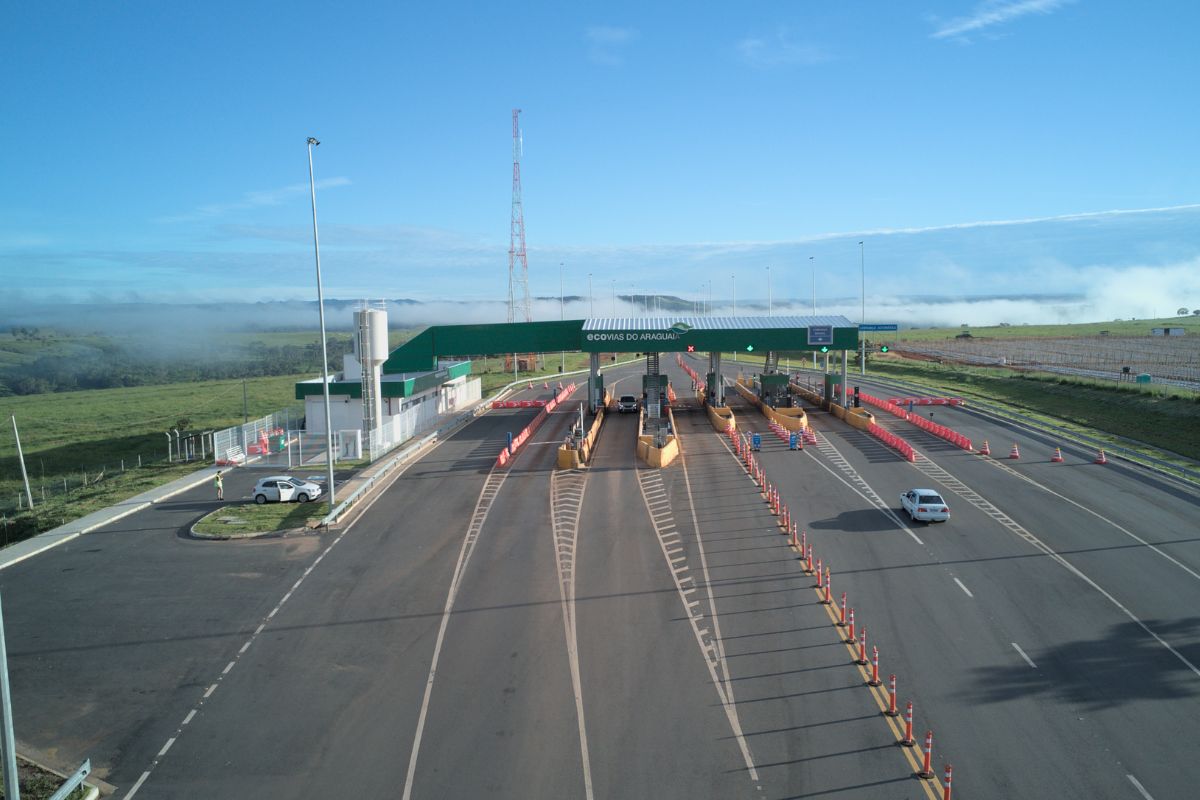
xmin=960 ymin=617 xmax=1200 ymax=710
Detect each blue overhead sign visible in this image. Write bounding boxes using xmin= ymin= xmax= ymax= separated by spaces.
xmin=859 ymin=323 xmax=899 ymax=332
xmin=807 ymin=325 xmax=833 ymax=345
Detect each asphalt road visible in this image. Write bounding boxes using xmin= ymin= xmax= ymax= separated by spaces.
xmin=3 ymin=358 xmax=1198 ymax=799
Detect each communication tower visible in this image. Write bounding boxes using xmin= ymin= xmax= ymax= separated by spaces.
xmin=507 ymin=108 xmax=531 ymax=323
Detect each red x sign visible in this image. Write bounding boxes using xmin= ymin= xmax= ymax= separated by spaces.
xmin=686 ymin=345 xmax=695 ymax=352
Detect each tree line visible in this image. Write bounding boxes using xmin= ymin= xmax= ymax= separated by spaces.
xmin=0 ymin=338 xmax=354 ymax=396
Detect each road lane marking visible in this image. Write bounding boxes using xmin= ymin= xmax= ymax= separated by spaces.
xmin=1011 ymin=642 xmax=1037 ymax=669
xmin=550 ymin=468 xmax=595 ymax=800
xmin=125 ymin=772 xmax=151 ymax=799
xmin=636 ymin=464 xmax=760 ymax=784
xmin=908 ymin=450 xmax=1200 ymax=680
xmin=953 ymin=578 xmax=974 ymax=597
xmin=203 ymin=684 xmax=217 ymax=699
xmin=157 ymin=738 xmax=175 ymax=757
xmin=982 ymin=456 xmax=1200 ymax=584
xmin=402 ymin=468 xmax=509 ymax=800
xmin=182 ymin=710 xmax=196 ymax=726
xmin=1127 ymin=774 xmax=1155 ymax=799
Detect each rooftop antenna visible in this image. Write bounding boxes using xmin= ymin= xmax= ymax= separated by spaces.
xmin=507 ymin=109 xmax=531 ymax=323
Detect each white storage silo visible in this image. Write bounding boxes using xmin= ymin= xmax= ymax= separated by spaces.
xmin=355 ymin=305 xmax=389 ymax=436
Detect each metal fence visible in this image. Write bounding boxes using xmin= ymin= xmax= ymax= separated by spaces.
xmin=212 ymin=407 xmax=302 ymax=467
xmin=1 ymin=449 xmax=173 ymax=517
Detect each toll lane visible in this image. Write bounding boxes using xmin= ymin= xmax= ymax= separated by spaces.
xmin=721 ymin=380 xmax=1200 ymax=799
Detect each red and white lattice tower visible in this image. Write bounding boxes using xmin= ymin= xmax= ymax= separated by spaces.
xmin=507 ymin=108 xmax=531 ymax=323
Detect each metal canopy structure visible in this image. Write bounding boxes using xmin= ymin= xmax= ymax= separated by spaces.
xmin=384 ymin=316 xmax=858 ymax=373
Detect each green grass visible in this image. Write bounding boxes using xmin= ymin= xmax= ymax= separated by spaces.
xmin=192 ymin=500 xmax=328 ymax=536
xmin=866 ymin=356 xmax=1200 ymax=461
xmin=1 ymin=374 xmax=309 ymax=536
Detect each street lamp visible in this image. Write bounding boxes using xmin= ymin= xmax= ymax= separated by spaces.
xmin=306 ymin=136 xmax=336 ymax=513
xmin=767 ymin=266 xmax=772 ymax=317
xmin=810 ymin=256 xmax=817 ymax=368
xmin=559 ymin=262 xmax=565 ymax=373
xmin=859 ymin=241 xmax=866 ymax=376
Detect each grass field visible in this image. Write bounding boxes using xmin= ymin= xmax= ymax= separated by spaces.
xmin=891 ymin=315 xmax=1200 ymax=341
xmin=192 ymin=500 xmax=327 ymax=536
xmin=1 ymin=374 xmax=309 ymax=533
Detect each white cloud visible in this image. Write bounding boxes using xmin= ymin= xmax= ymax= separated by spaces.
xmin=736 ymin=29 xmax=830 ymax=68
xmin=157 ymin=177 xmax=352 ymax=223
xmin=931 ymin=0 xmax=1071 ymax=41
xmin=586 ymin=25 xmax=637 ymax=66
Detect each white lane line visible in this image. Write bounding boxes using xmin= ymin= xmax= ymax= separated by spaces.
xmin=238 ymin=641 xmax=251 ymax=655
xmin=222 ymin=661 xmax=235 ymax=675
xmin=953 ymin=578 xmax=974 ymax=598
xmin=124 ymin=771 xmax=151 ymax=799
xmin=674 ymin=432 xmax=761 ymax=783
xmin=1011 ymin=642 xmax=1037 ymax=669
xmin=157 ymin=738 xmax=175 ymax=757
xmin=984 ymin=457 xmax=1200 ymax=584
xmin=550 ymin=469 xmax=595 ymax=800
xmin=182 ymin=709 xmax=196 ymax=726
xmin=1127 ymin=774 xmax=1155 ymax=799
xmin=402 ymin=469 xmax=509 ymax=800
xmin=202 ymin=684 xmax=217 ymax=699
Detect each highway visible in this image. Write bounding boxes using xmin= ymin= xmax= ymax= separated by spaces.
xmin=1 ymin=357 xmax=1198 ymax=799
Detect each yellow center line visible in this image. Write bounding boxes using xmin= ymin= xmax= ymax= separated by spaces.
xmin=791 ymin=542 xmax=942 ymax=800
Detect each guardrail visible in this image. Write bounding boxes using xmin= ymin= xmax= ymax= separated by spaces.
xmin=860 ymin=374 xmax=1200 ymax=484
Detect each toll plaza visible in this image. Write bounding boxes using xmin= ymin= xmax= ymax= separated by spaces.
xmin=384 ymin=315 xmax=861 ymax=428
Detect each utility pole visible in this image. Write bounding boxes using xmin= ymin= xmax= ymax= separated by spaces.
xmin=860 ymin=240 xmax=866 ymax=376
xmin=10 ymin=416 xmax=33 ymax=511
xmin=0 ymin=589 xmax=19 ymax=800
xmin=307 ymin=136 xmax=337 ymax=513
xmin=559 ymin=262 xmax=565 ymax=373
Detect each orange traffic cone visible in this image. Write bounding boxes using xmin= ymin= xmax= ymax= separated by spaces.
xmin=1009 ymin=442 xmax=1020 ymax=459
xmin=979 ymin=440 xmax=991 ymax=456
xmin=1095 ymin=449 xmax=1108 ymax=465
xmin=1050 ymin=447 xmax=1064 ymax=463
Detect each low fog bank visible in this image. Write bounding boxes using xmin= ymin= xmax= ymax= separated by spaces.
xmin=3 ymin=258 xmax=1198 ymax=348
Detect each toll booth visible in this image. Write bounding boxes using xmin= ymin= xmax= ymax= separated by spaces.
xmin=759 ymin=373 xmax=790 ymax=407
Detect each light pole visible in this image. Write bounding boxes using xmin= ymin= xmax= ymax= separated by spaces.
xmin=732 ymin=274 xmax=737 ymax=316
xmin=306 ymin=137 xmax=336 ymax=513
xmin=588 ymin=272 xmax=594 ymax=317
xmin=560 ymin=262 xmax=565 ymax=372
xmin=611 ymin=279 xmax=616 ymax=315
xmin=767 ymin=266 xmax=772 ymax=317
xmin=708 ymin=281 xmax=712 ymax=316
xmin=810 ymin=256 xmax=817 ymax=368
xmin=859 ymin=240 xmax=866 ymax=376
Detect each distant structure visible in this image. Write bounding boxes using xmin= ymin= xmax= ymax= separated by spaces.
xmin=507 ymin=108 xmax=531 ymax=323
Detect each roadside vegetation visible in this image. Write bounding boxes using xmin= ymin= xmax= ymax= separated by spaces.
xmin=890 ymin=315 xmax=1200 ymax=342
xmin=192 ymin=500 xmax=328 ymax=537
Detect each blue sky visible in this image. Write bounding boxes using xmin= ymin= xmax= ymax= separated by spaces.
xmin=2 ymin=1 xmax=1198 ymax=326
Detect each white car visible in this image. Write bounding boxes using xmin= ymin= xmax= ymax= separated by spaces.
xmin=253 ymin=475 xmax=323 ymax=504
xmin=900 ymin=489 xmax=950 ymax=523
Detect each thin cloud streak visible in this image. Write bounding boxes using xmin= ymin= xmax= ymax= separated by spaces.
xmin=932 ymin=0 xmax=1070 ymax=40
xmin=736 ymin=29 xmax=830 ymax=68
xmin=156 ymin=177 xmax=352 ymax=223
xmin=586 ymin=25 xmax=637 ymax=66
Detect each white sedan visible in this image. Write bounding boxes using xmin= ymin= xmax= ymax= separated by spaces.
xmin=253 ymin=475 xmax=323 ymax=504
xmin=900 ymin=489 xmax=950 ymax=523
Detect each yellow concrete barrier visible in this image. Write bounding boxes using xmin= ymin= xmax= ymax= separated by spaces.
xmin=636 ymin=407 xmax=681 ymax=467
xmin=556 ymin=390 xmax=611 ymax=469
xmin=706 ymin=402 xmax=736 ymax=432
xmin=732 ymin=380 xmax=808 ymax=430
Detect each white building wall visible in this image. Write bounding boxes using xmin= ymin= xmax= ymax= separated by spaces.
xmin=304 ymin=394 xmax=361 ymax=435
